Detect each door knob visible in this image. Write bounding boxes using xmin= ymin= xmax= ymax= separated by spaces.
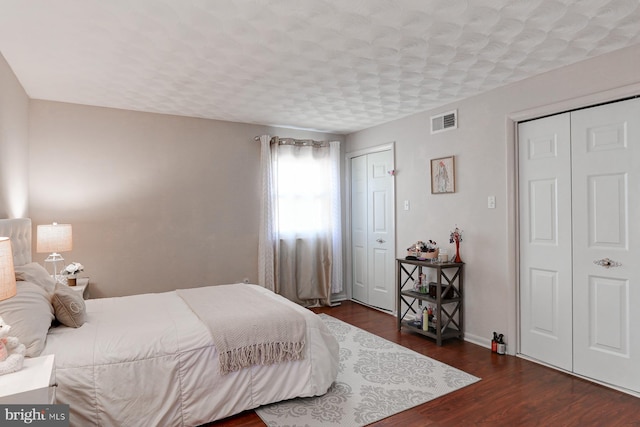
xmin=376 ymin=239 xmax=385 ymax=244
xmin=593 ymin=258 xmax=622 ymax=268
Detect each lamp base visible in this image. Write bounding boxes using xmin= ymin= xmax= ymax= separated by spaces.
xmin=44 ymin=253 xmax=64 ymax=263
xmin=44 ymin=253 xmax=66 ymax=284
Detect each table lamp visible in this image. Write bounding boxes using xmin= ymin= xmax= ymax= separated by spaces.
xmin=0 ymin=237 xmax=16 ymax=302
xmin=36 ymin=222 xmax=72 ymax=283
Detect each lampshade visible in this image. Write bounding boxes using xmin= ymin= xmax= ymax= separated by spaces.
xmin=37 ymin=223 xmax=73 ymax=253
xmin=0 ymin=237 xmax=17 ymax=301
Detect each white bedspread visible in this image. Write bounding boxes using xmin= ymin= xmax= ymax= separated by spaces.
xmin=42 ymin=285 xmax=339 ymax=427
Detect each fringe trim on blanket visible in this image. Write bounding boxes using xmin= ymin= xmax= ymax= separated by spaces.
xmin=219 ymin=341 xmax=306 ymax=375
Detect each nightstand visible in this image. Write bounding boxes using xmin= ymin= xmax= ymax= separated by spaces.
xmin=0 ymin=354 xmax=56 ymax=404
xmin=69 ymin=277 xmax=90 ymax=299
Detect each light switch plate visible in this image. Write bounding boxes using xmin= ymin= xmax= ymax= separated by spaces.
xmin=488 ymin=196 xmax=496 ymax=209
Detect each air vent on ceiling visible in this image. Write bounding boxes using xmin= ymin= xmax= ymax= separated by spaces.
xmin=430 ymin=110 xmax=457 ymax=134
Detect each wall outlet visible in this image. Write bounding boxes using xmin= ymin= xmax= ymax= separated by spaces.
xmin=404 ymin=200 xmax=410 ymax=211
xmin=242 ymin=278 xmax=250 ymax=284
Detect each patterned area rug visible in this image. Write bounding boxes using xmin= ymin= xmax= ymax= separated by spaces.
xmin=256 ymin=314 xmax=480 ymax=426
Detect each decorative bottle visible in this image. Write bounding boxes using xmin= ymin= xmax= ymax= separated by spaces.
xmin=422 ymin=307 xmax=429 ymax=331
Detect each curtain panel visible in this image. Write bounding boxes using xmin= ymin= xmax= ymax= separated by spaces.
xmin=258 ymin=136 xmax=342 ymax=306
xmin=258 ymin=135 xmax=276 ymax=292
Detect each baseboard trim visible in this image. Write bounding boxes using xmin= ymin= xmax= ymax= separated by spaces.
xmin=349 ymin=298 xmax=394 ymax=315
xmin=516 ymin=353 xmax=640 ymax=398
xmin=463 ymin=333 xmax=494 ymax=351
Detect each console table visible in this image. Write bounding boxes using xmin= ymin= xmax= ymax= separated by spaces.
xmin=397 ymin=258 xmax=464 ymax=345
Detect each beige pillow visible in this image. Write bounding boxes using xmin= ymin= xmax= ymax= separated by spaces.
xmin=52 ymin=283 xmax=86 ymax=328
xmin=14 ymin=262 xmax=56 ymax=296
xmin=0 ymin=281 xmax=55 ymax=357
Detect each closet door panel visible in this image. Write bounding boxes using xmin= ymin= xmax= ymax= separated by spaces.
xmin=351 ymin=155 xmax=368 ymax=303
xmin=366 ymin=150 xmax=394 ymax=311
xmin=350 ymin=149 xmax=395 ymax=312
xmin=518 ymin=113 xmax=573 ymax=371
xmin=571 ymin=98 xmax=640 ymax=393
xmin=587 ymin=276 xmax=629 ymax=354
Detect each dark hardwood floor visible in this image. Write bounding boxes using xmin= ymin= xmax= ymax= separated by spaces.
xmin=209 ymin=301 xmax=640 ymax=427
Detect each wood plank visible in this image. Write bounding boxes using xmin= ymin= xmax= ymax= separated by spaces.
xmin=205 ymin=301 xmax=640 ymax=426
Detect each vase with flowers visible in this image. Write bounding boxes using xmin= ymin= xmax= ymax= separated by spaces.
xmin=449 ymin=226 xmax=463 ymax=263
xmin=62 ymin=262 xmax=84 ymax=286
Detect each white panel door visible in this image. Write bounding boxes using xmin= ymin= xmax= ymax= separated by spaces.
xmin=518 ymin=113 xmax=573 ymax=371
xmin=366 ymin=150 xmax=394 ymax=311
xmin=351 ymin=155 xmax=368 ymax=303
xmin=350 ymin=149 xmax=395 ymax=311
xmin=571 ymin=98 xmax=640 ymax=393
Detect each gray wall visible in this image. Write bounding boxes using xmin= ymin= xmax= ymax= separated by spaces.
xmin=346 ymin=43 xmax=640 ymax=350
xmin=0 ymin=53 xmax=29 ymax=218
xmin=28 ymin=100 xmax=343 ymax=297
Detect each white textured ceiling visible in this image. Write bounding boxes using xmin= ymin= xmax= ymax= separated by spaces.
xmin=1 ymin=0 xmax=639 ymax=134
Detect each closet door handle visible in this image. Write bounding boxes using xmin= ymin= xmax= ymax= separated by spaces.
xmin=593 ymin=258 xmax=622 ymax=269
xmin=376 ymin=239 xmax=385 ymax=244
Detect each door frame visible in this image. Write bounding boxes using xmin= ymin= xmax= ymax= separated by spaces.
xmin=345 ymin=142 xmax=396 ymax=312
xmin=508 ymin=83 xmax=640 ymax=361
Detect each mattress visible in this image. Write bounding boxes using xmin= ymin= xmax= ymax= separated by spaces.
xmin=42 ymin=284 xmax=339 ymax=426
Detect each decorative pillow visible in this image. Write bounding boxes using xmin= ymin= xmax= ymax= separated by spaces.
xmin=51 ymin=283 xmax=86 ymax=328
xmin=0 ymin=281 xmax=55 ymax=357
xmin=14 ymin=262 xmax=56 ymax=297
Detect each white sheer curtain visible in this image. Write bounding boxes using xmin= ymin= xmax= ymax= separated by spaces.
xmin=258 ymin=135 xmax=276 ymax=292
xmin=329 ymin=141 xmax=343 ymax=294
xmin=258 ymin=136 xmax=342 ymax=306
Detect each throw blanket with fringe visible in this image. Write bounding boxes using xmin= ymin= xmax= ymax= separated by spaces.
xmin=177 ymin=284 xmax=306 ymax=375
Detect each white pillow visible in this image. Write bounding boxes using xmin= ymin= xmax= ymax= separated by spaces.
xmin=14 ymin=262 xmax=56 ymax=296
xmin=0 ymin=281 xmax=54 ymax=357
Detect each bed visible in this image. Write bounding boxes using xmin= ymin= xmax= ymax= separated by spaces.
xmin=0 ymin=218 xmax=339 ymax=426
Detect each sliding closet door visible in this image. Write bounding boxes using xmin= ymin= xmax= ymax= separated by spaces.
xmin=350 ymin=149 xmax=395 ymax=312
xmin=351 ymin=155 xmax=368 ymax=304
xmin=518 ymin=113 xmax=573 ymax=371
xmin=571 ymin=98 xmax=640 ymax=393
xmin=520 ymin=97 xmax=640 ymax=394
xmin=365 ymin=150 xmax=394 ymax=310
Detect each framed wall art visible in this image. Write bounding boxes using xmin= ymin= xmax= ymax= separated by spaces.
xmin=431 ymin=156 xmax=455 ymax=194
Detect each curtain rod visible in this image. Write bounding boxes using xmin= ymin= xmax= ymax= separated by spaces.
xmin=253 ymin=136 xmax=328 ymax=145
